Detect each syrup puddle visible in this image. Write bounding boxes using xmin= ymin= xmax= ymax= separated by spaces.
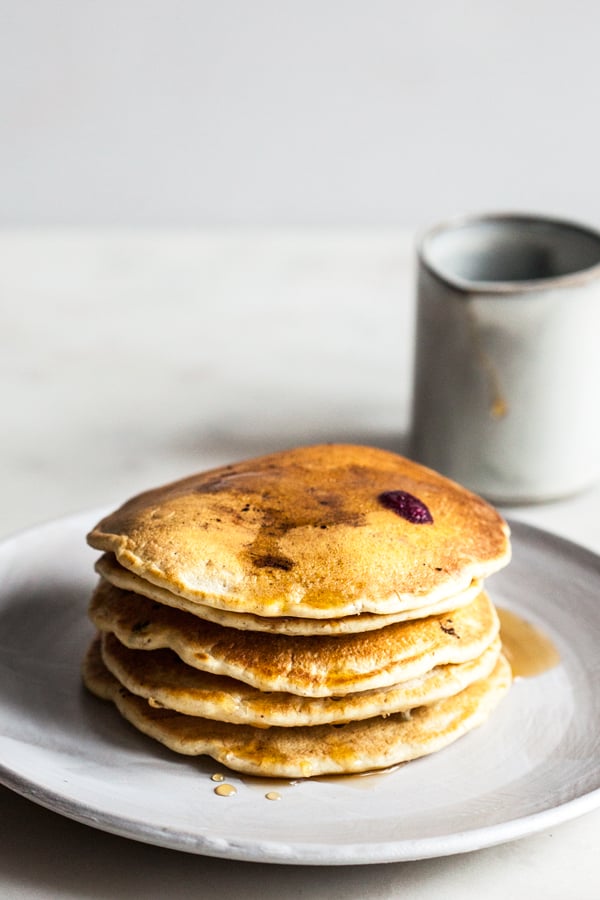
xmin=497 ymin=606 xmax=560 ymax=678
xmin=237 ymin=762 xmax=406 ymax=795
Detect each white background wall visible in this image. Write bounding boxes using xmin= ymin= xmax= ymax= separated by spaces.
xmin=1 ymin=0 xmax=599 ymax=228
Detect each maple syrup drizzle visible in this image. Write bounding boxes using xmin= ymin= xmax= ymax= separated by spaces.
xmin=498 ymin=607 xmax=560 ymax=678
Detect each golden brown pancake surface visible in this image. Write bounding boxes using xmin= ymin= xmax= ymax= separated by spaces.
xmin=88 ymin=580 xmax=500 ymax=697
xmin=83 ymin=638 xmax=512 ymax=778
xmin=87 ymin=444 xmax=510 ymax=619
xmin=95 ymin=553 xmax=483 ymax=635
xmin=99 ymin=631 xmax=502 ymax=727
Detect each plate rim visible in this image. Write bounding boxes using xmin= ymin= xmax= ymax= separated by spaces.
xmin=2 ymin=757 xmax=600 ymax=865
xmin=1 ymin=509 xmax=600 ymax=865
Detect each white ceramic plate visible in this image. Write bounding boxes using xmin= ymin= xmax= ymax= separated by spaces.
xmin=1 ymin=511 xmax=599 ymax=865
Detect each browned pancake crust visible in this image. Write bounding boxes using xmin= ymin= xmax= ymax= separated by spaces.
xmin=83 ymin=638 xmax=512 ymax=778
xmin=100 ymin=630 xmax=502 ymax=726
xmin=87 ymin=444 xmax=510 ymax=618
xmin=88 ymin=580 xmax=500 ymax=697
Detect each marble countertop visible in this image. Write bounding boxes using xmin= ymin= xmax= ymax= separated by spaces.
xmin=1 ymin=230 xmax=599 ymax=899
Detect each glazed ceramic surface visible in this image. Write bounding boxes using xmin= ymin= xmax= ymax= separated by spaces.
xmin=1 ymin=511 xmax=599 ymax=865
xmin=411 ymin=213 xmax=600 ymax=503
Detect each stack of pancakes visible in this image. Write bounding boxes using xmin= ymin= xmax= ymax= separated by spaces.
xmin=83 ymin=444 xmax=512 ymax=778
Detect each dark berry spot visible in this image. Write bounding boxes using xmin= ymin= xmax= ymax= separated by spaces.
xmin=378 ymin=490 xmax=433 ymax=524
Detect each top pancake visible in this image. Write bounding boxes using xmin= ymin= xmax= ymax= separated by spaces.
xmin=87 ymin=444 xmax=510 ymax=619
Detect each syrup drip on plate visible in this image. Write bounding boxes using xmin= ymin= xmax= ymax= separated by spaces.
xmin=498 ymin=607 xmax=560 ymax=678
xmin=214 ymin=783 xmax=237 ymax=797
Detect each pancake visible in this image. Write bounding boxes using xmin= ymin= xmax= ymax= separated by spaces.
xmin=87 ymin=444 xmax=510 ymax=619
xmin=83 ymin=445 xmax=512 ymax=777
xmin=83 ymin=639 xmax=512 ymax=778
xmin=89 ymin=580 xmax=500 ymax=697
xmin=100 ymin=631 xmax=503 ymax=727
xmin=96 ymin=553 xmax=483 ymax=635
